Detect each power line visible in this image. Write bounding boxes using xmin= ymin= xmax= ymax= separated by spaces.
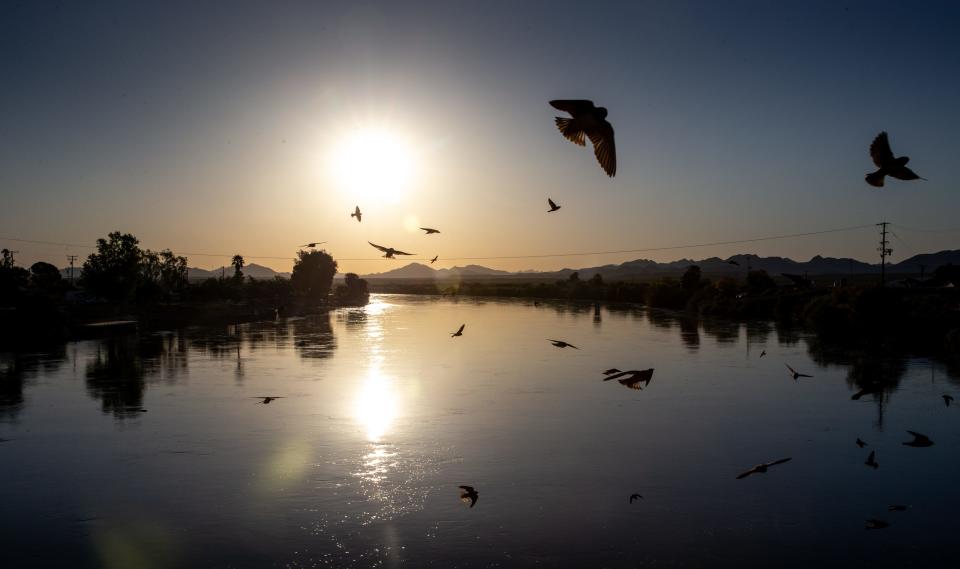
xmin=891 ymin=223 xmax=960 ymax=233
xmin=2 ymin=222 xmax=876 ymax=263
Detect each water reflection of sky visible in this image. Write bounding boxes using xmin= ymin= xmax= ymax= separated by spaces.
xmin=2 ymin=295 xmax=960 ymax=568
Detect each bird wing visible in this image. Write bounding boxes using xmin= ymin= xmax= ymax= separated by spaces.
xmin=548 ymin=198 xmax=558 ymax=209
xmin=393 ymin=249 xmax=415 ymax=256
xmin=797 ymin=373 xmax=813 ymax=378
xmin=586 ymin=122 xmax=617 ymax=177
xmin=457 ymin=324 xmax=465 ymax=334
xmin=458 ymin=485 xmax=474 ymax=492
xmin=870 ymin=132 xmax=895 ymax=168
xmin=906 ymin=430 xmax=929 ymax=442
xmin=567 ymin=343 xmax=579 ymax=349
xmin=766 ymin=457 xmax=792 ymax=467
xmin=368 ymin=242 xmax=389 ymax=253
xmin=785 ymin=363 xmax=799 ymax=377
xmin=603 ymin=368 xmax=621 ymax=375
xmin=888 ymin=164 xmax=922 ymax=181
xmin=736 ymin=466 xmax=760 ymax=479
xmin=549 ymin=99 xmax=595 ymax=115
xmin=420 ymin=227 xmax=436 ymax=233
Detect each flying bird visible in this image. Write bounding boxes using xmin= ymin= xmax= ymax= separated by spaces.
xmin=604 ymin=369 xmax=655 ymax=390
xmin=736 ymin=457 xmax=792 ymax=479
xmin=547 ymin=339 xmax=579 ymax=349
xmin=547 ymin=198 xmax=561 ymax=212
xmin=368 ymin=242 xmax=415 ymax=259
xmin=299 ymin=241 xmax=327 ymax=248
xmin=351 ymin=206 xmax=362 ymax=222
xmin=865 ymin=132 xmax=925 ymax=187
xmin=550 ymin=100 xmax=616 ymax=177
xmin=451 ymin=324 xmax=465 ymax=337
xmin=943 ymin=394 xmax=954 ymax=407
xmin=865 ymin=450 xmax=879 ymax=469
xmin=865 ymin=519 xmax=890 ymax=530
xmin=253 ymin=396 xmax=285 ymax=404
xmin=888 ymin=505 xmax=909 ymax=512
xmin=856 ymin=438 xmax=867 ymax=448
xmin=430 ymin=255 xmax=439 ymax=264
xmin=420 ymin=227 xmax=441 ymax=235
xmin=629 ymin=493 xmax=643 ymax=504
xmin=760 ymin=350 xmax=766 ymax=358
xmin=902 ymin=430 xmax=934 ymax=447
xmin=603 ymin=368 xmax=622 ymax=375
xmin=785 ymin=363 xmax=813 ymax=380
xmin=459 ymin=485 xmax=479 ymax=508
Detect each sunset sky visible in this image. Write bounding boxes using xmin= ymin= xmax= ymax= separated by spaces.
xmin=1 ymin=0 xmax=958 ymax=274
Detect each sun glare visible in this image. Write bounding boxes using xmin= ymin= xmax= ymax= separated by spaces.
xmin=329 ymin=129 xmax=416 ymax=203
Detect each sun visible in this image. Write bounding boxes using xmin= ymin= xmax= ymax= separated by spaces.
xmin=328 ymin=128 xmax=416 ymax=203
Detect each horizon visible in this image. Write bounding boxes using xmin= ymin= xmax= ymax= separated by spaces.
xmin=2 ymin=1 xmax=959 ymax=274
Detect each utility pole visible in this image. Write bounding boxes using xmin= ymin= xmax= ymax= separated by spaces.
xmin=877 ymin=221 xmax=892 ymax=286
xmin=67 ymin=254 xmax=78 ymax=285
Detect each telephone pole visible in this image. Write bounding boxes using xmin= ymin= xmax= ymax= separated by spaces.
xmin=877 ymin=221 xmax=892 ymax=286
xmin=67 ymin=254 xmax=78 ymax=285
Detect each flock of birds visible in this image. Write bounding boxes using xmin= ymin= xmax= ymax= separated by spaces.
xmin=294 ymin=100 xmax=929 ymax=519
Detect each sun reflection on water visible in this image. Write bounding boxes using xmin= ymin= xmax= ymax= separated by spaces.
xmin=354 ymin=370 xmax=399 ymax=443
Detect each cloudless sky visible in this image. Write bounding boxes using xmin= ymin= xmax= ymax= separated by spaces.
xmin=1 ymin=0 xmax=958 ymax=273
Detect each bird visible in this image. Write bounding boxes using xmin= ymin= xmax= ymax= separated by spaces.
xmin=420 ymin=227 xmax=441 ymax=235
xmin=547 ymin=339 xmax=579 ymax=349
xmin=943 ymin=394 xmax=954 ymax=407
xmin=865 ymin=132 xmax=925 ymax=187
xmin=736 ymin=457 xmax=792 ymax=479
xmin=865 ymin=519 xmax=889 ymax=530
xmin=451 ymin=324 xmax=465 ymax=337
xmin=902 ymin=430 xmax=934 ymax=447
xmin=760 ymin=350 xmax=766 ymax=358
xmin=856 ymin=438 xmax=867 ymax=448
xmin=547 ymin=198 xmax=561 ymax=212
xmin=865 ymin=450 xmax=879 ymax=469
xmin=602 ymin=368 xmax=622 ymax=375
xmin=368 ymin=242 xmax=415 ymax=259
xmin=459 ymin=485 xmax=478 ymax=508
xmin=785 ymin=363 xmax=813 ymax=380
xmin=629 ymin=493 xmax=643 ymax=504
xmin=549 ymin=99 xmax=616 ymax=177
xmin=299 ymin=241 xmax=327 ymax=248
xmin=888 ymin=505 xmax=909 ymax=512
xmin=253 ymin=396 xmax=285 ymax=404
xmin=430 ymin=255 xmax=439 ymax=264
xmin=351 ymin=206 xmax=362 ymax=222
xmin=604 ymin=369 xmax=655 ymax=390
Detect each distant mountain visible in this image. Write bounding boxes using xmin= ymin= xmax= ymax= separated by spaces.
xmin=361 ymin=250 xmax=960 ymax=281
xmin=188 ymin=263 xmax=290 ymax=281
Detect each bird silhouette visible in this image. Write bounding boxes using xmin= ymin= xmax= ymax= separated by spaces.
xmin=299 ymin=241 xmax=327 ymax=248
xmin=253 ymin=396 xmax=285 ymax=404
xmin=368 ymin=242 xmax=415 ymax=259
xmin=865 ymin=132 xmax=925 ymax=187
xmin=351 ymin=206 xmax=362 ymax=222
xmin=603 ymin=368 xmax=622 ymax=375
xmin=629 ymin=493 xmax=643 ymax=504
xmin=603 ymin=369 xmax=654 ymax=390
xmin=865 ymin=450 xmax=879 ymax=469
xmin=459 ymin=485 xmax=478 ymax=508
xmin=736 ymin=457 xmax=792 ymax=479
xmin=785 ymin=363 xmax=813 ymax=380
xmin=760 ymin=350 xmax=766 ymax=358
xmin=547 ymin=198 xmax=561 ymax=212
xmin=865 ymin=519 xmax=890 ymax=530
xmin=430 ymin=255 xmax=439 ymax=264
xmin=888 ymin=505 xmax=909 ymax=512
xmin=550 ymin=100 xmax=616 ymax=177
xmin=451 ymin=324 xmax=465 ymax=337
xmin=943 ymin=394 xmax=954 ymax=407
xmin=902 ymin=430 xmax=934 ymax=447
xmin=547 ymin=339 xmax=579 ymax=349
xmin=420 ymin=227 xmax=441 ymax=235
xmin=856 ymin=438 xmax=867 ymax=448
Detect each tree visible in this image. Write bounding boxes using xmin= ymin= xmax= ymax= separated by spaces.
xmin=29 ymin=262 xmax=62 ymax=291
xmin=291 ymin=250 xmax=337 ymax=301
xmin=681 ymin=265 xmax=702 ymax=293
xmin=231 ymin=255 xmax=245 ymax=281
xmin=336 ymin=272 xmax=369 ymax=305
xmin=141 ymin=249 xmax=188 ymax=294
xmin=80 ymin=232 xmax=144 ymax=300
xmin=746 ymin=269 xmax=777 ymax=293
xmin=0 ymin=249 xmax=29 ymax=301
xmin=589 ymin=273 xmax=604 ymax=286
xmin=568 ymin=271 xmax=580 ymax=282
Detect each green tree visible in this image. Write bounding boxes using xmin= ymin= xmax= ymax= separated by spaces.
xmin=231 ymin=255 xmax=245 ymax=281
xmin=291 ymin=250 xmax=337 ymax=301
xmin=80 ymin=232 xmax=144 ymax=300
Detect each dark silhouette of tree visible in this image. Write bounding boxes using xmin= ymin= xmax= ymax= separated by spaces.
xmin=746 ymin=269 xmax=777 ymax=292
xmin=0 ymin=249 xmax=29 ymax=301
xmin=291 ymin=249 xmax=337 ymax=302
xmin=934 ymin=264 xmax=960 ymax=287
xmin=80 ymin=232 xmax=144 ymax=301
xmin=681 ymin=265 xmax=702 ymax=292
xmin=29 ymin=262 xmax=62 ymax=291
xmin=336 ymin=272 xmax=369 ymax=305
xmin=590 ymin=273 xmax=604 ymax=286
xmin=568 ymin=271 xmax=580 ymax=282
xmin=140 ymin=249 xmax=188 ymax=299
xmin=231 ymin=255 xmax=245 ymax=281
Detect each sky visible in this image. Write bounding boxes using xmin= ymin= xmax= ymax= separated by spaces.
xmin=1 ymin=0 xmax=959 ymax=274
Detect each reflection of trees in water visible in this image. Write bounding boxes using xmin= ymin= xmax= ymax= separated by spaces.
xmin=679 ymin=317 xmax=699 ymax=351
xmin=604 ymin=304 xmax=645 ymax=323
xmin=338 ymin=308 xmax=368 ymax=329
xmin=701 ymin=318 xmax=740 ymax=344
xmin=646 ymin=309 xmax=675 ymax=330
xmin=745 ymin=320 xmax=773 ymax=345
xmin=292 ymin=313 xmax=336 ymax=360
xmin=0 ymin=346 xmax=66 ymax=421
xmin=775 ymin=320 xmax=802 ymax=347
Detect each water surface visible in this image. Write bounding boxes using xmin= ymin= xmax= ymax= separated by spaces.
xmin=2 ymin=295 xmax=958 ymax=568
